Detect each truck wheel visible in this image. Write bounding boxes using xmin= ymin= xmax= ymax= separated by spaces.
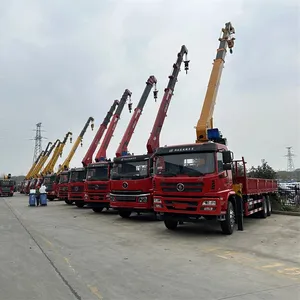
xmin=266 ymin=196 xmax=272 ymax=216
xmin=65 ymin=200 xmax=72 ymax=205
xmin=75 ymin=202 xmax=85 ymax=208
xmin=92 ymin=207 xmax=103 ymax=213
xmin=259 ymin=197 xmax=268 ymax=218
xmin=164 ymin=219 xmax=178 ymax=230
xmin=119 ymin=210 xmax=131 ymax=218
xmin=220 ymin=201 xmax=236 ymax=235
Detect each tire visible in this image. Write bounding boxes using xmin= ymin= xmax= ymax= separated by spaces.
xmin=266 ymin=195 xmax=272 ymax=216
xmin=119 ymin=210 xmax=132 ymax=218
xmin=75 ymin=201 xmax=85 ymax=208
xmin=65 ymin=200 xmax=73 ymax=205
xmin=259 ymin=197 xmax=268 ymax=218
xmin=220 ymin=201 xmax=236 ymax=235
xmin=164 ymin=219 xmax=178 ymax=230
xmin=92 ymin=207 xmax=104 ymax=213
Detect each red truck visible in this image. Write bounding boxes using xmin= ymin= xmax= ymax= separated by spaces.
xmin=57 ymin=171 xmax=71 ymax=203
xmin=43 ymin=173 xmax=58 ymax=200
xmin=83 ymin=89 xmax=132 ymax=211
xmin=69 ymin=100 xmax=119 ymax=208
xmin=0 ymin=179 xmax=16 ymax=197
xmin=109 ymin=45 xmax=189 ymax=218
xmin=152 ymin=143 xmax=277 ymax=234
xmin=152 ymin=22 xmax=278 ymax=234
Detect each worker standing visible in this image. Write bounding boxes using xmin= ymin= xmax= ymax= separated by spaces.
xmin=36 ymin=185 xmax=40 ymax=206
xmin=39 ymin=184 xmax=48 ymax=206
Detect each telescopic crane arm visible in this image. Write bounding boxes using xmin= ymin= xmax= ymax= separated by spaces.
xmin=146 ymin=45 xmax=189 ymax=154
xmin=196 ymin=22 xmax=235 ymax=143
xmin=47 ymin=131 xmax=72 ymax=174
xmin=40 ymin=139 xmax=61 ymax=176
xmin=31 ymin=142 xmax=52 ymax=177
xmin=82 ymin=100 xmax=119 ymax=167
xmin=58 ymin=117 xmax=94 ymax=173
xmin=26 ymin=151 xmax=44 ymax=179
xmin=116 ymin=76 xmax=157 ymax=157
xmin=95 ymin=89 xmax=132 ymax=162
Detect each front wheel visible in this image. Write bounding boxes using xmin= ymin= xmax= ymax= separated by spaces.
xmin=92 ymin=207 xmax=104 ymax=213
xmin=164 ymin=219 xmax=178 ymax=230
xmin=220 ymin=201 xmax=236 ymax=235
xmin=259 ymin=197 xmax=268 ymax=219
xmin=75 ymin=201 xmax=85 ymax=208
xmin=65 ymin=200 xmax=73 ymax=205
xmin=119 ymin=210 xmax=132 ymax=218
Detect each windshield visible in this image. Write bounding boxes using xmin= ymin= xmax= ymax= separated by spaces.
xmin=154 ymin=152 xmax=215 ymax=177
xmin=44 ymin=176 xmax=55 ymax=185
xmin=70 ymin=170 xmax=86 ymax=182
xmin=0 ymin=180 xmax=14 ymax=187
xmin=86 ymin=166 xmax=109 ymax=181
xmin=59 ymin=173 xmax=69 ymax=184
xmin=111 ymin=160 xmax=149 ymax=180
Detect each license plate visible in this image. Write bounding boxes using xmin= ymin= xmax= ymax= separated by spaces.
xmin=173 ymin=203 xmax=188 ymax=209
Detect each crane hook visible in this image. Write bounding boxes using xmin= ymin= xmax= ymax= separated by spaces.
xmin=153 ymin=84 xmax=158 ymax=102
xmin=91 ymin=122 xmax=94 ymax=130
xmin=70 ymin=137 xmax=73 ymax=143
xmin=184 ymin=54 xmax=190 ymax=74
xmin=128 ymin=96 xmax=132 ymax=113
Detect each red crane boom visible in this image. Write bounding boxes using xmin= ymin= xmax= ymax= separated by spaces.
xmin=95 ymin=89 xmax=132 ymax=162
xmin=115 ymin=76 xmax=157 ymax=157
xmin=82 ymin=100 xmax=119 ymax=167
xmin=146 ymin=45 xmax=189 ymax=154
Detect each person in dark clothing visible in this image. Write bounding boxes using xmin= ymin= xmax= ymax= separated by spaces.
xmin=36 ymin=186 xmax=41 ymax=206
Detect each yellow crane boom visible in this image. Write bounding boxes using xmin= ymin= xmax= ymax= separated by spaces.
xmin=45 ymin=131 xmax=72 ymax=175
xmin=25 ymin=151 xmax=44 ymax=180
xmin=30 ymin=142 xmax=52 ymax=178
xmin=58 ymin=117 xmax=94 ymax=173
xmin=40 ymin=139 xmax=61 ymax=176
xmin=196 ymin=22 xmax=235 ymax=143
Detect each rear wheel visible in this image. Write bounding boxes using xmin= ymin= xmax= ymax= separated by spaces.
xmin=164 ymin=219 xmax=178 ymax=230
xmin=119 ymin=210 xmax=131 ymax=218
xmin=92 ymin=207 xmax=104 ymax=213
xmin=266 ymin=195 xmax=272 ymax=216
xmin=220 ymin=201 xmax=236 ymax=235
xmin=259 ymin=197 xmax=268 ymax=218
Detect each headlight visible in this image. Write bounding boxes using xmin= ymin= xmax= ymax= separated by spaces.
xmin=202 ymin=200 xmax=216 ymax=206
xmin=154 ymin=198 xmax=162 ymax=204
xmin=138 ymin=196 xmax=147 ymax=203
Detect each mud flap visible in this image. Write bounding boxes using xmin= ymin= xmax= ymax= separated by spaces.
xmin=235 ymin=195 xmax=244 ymax=231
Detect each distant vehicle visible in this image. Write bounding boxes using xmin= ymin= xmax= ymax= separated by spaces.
xmin=0 ymin=179 xmax=16 ymax=197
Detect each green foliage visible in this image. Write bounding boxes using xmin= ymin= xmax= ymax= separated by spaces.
xmin=277 ymin=169 xmax=300 ymax=181
xmin=247 ymin=161 xmax=277 ymax=179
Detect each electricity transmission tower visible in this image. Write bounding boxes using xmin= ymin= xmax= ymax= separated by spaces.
xmin=31 ymin=123 xmax=46 ymax=163
xmin=285 ymin=146 xmax=295 ymax=172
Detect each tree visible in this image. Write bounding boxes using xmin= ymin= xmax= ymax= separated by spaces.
xmin=247 ymin=161 xmax=277 ymax=179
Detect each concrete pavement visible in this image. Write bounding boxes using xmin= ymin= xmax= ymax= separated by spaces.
xmin=0 ymin=194 xmax=299 ymax=300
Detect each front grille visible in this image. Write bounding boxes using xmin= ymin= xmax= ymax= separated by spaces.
xmin=71 ymin=185 xmax=84 ymax=192
xmin=160 ymin=182 xmax=203 ymax=192
xmin=87 ymin=184 xmax=108 ymax=190
xmin=165 ymin=200 xmax=198 ymax=211
xmin=114 ymin=195 xmax=136 ymax=202
xmin=111 ymin=190 xmax=143 ymax=195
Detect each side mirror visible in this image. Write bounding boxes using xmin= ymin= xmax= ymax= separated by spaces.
xmin=149 ymin=167 xmax=154 ymax=174
xmin=223 ymin=163 xmax=232 ymax=171
xmin=82 ymin=179 xmax=86 ymax=182
xmin=222 ymin=151 xmax=232 ymax=164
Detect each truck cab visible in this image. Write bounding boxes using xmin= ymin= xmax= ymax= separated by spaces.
xmin=83 ymin=162 xmax=112 ymax=212
xmin=0 ymin=179 xmax=16 ymax=197
xmin=109 ymin=154 xmax=153 ymax=218
xmin=68 ymin=167 xmax=87 ymax=208
xmin=57 ymin=171 xmax=71 ymax=204
xmin=44 ymin=174 xmax=58 ymax=200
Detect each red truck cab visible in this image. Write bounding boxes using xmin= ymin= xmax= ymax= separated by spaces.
xmin=57 ymin=171 xmax=71 ymax=204
xmin=152 ymin=142 xmax=278 ymax=234
xmin=44 ymin=174 xmax=58 ymax=200
xmin=68 ymin=167 xmax=87 ymax=208
xmin=0 ymin=179 xmax=16 ymax=197
xmin=109 ymin=155 xmax=154 ymax=218
xmin=83 ymin=162 xmax=112 ymax=212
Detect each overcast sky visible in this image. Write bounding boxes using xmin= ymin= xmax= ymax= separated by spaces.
xmin=0 ymin=0 xmax=299 ymax=176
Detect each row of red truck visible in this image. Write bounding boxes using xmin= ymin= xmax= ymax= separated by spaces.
xmin=22 ymin=22 xmax=278 ymax=235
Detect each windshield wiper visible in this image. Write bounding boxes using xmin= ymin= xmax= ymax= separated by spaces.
xmin=186 ymin=171 xmax=205 ymax=177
